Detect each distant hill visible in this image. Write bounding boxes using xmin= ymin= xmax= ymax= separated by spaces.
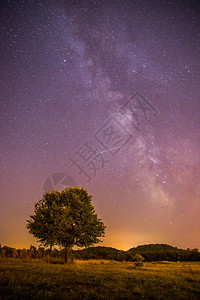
xmin=1 ymin=243 xmax=200 ymax=262
xmin=128 ymin=243 xmax=176 ymax=252
xmin=73 ymin=244 xmax=200 ymax=262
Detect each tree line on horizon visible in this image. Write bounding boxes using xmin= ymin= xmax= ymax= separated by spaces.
xmin=2 ymin=187 xmax=200 ymax=263
xmin=1 ymin=243 xmax=200 ymax=262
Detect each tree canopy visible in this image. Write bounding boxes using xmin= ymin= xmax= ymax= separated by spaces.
xmin=27 ymin=187 xmax=106 ymax=263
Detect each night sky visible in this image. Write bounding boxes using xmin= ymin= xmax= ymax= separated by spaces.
xmin=1 ymin=0 xmax=200 ymax=251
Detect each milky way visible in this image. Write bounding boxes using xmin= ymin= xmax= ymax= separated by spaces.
xmin=1 ymin=0 xmax=200 ymax=250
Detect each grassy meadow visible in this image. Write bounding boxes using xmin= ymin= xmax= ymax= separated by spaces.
xmin=0 ymin=259 xmax=200 ymax=299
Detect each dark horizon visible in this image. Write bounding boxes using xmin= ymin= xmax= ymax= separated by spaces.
xmin=1 ymin=241 xmax=199 ymax=252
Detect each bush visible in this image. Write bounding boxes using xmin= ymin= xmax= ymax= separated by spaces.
xmin=134 ymin=254 xmax=144 ymax=266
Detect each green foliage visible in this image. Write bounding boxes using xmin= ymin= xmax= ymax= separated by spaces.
xmin=73 ymin=244 xmax=200 ymax=262
xmin=127 ymin=244 xmax=200 ymax=262
xmin=57 ymin=187 xmax=106 ymax=249
xmin=26 ymin=190 xmax=61 ymax=250
xmin=1 ymin=244 xmax=200 ymax=262
xmin=134 ymin=254 xmax=144 ymax=266
xmin=26 ymin=187 xmax=106 ymax=263
xmin=74 ymin=246 xmax=123 ymax=261
xmin=115 ymin=251 xmax=126 ymax=262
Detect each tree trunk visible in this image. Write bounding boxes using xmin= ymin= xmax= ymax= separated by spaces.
xmin=64 ymin=247 xmax=71 ymax=264
xmin=49 ymin=244 xmax=52 ymax=264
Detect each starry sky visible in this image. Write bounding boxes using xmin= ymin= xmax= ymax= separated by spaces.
xmin=1 ymin=0 xmax=200 ymax=251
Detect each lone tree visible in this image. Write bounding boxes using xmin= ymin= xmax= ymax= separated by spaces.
xmin=27 ymin=187 xmax=106 ymax=263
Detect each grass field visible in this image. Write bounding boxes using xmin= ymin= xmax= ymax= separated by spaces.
xmin=0 ymin=259 xmax=200 ymax=299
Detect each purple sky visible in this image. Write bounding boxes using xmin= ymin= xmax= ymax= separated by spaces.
xmin=1 ymin=0 xmax=200 ymax=250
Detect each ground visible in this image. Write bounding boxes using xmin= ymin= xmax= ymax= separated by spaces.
xmin=0 ymin=259 xmax=200 ymax=299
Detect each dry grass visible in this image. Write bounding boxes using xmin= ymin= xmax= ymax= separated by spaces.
xmin=0 ymin=259 xmax=200 ymax=299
